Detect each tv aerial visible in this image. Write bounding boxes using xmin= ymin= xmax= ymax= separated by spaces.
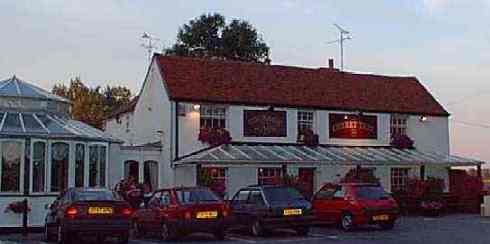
xmin=326 ymin=24 xmax=352 ymax=71
xmin=141 ymin=32 xmax=160 ymax=63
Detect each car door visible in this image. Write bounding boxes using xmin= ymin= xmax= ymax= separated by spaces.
xmin=330 ymin=186 xmax=348 ymax=222
xmin=247 ymin=190 xmax=266 ymax=221
xmin=312 ymin=186 xmax=336 ymax=223
xmin=230 ymin=190 xmax=251 ymax=227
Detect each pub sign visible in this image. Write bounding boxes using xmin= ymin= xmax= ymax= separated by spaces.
xmin=244 ymin=110 xmax=287 ymax=137
xmin=329 ymin=114 xmax=377 ymax=139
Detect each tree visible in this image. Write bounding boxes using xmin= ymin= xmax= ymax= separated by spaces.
xmin=165 ymin=13 xmax=270 ymax=63
xmin=52 ymin=77 xmax=132 ymax=129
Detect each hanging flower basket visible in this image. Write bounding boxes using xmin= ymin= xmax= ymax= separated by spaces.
xmin=198 ymin=128 xmax=232 ymax=146
xmin=391 ymin=134 xmax=414 ymax=149
xmin=4 ymin=201 xmax=31 ymax=214
xmin=297 ymin=128 xmax=319 ymax=147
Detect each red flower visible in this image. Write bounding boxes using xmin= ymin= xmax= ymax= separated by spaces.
xmin=198 ymin=128 xmax=232 ymax=145
xmin=4 ymin=201 xmax=31 ymax=214
xmin=391 ymin=134 xmax=414 ymax=149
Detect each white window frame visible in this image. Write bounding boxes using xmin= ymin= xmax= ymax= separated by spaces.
xmin=47 ymin=140 xmax=72 ymax=194
xmin=390 ymin=114 xmax=408 ymax=137
xmin=74 ymin=142 xmax=86 ymax=188
xmin=88 ymin=142 xmax=109 ymax=188
xmin=297 ymin=110 xmax=315 ymax=134
xmin=0 ymin=138 xmax=25 ymax=195
xmin=30 ymin=139 xmax=47 ymax=194
xmin=390 ymin=167 xmax=410 ymax=192
xmin=200 ymin=105 xmax=227 ymax=129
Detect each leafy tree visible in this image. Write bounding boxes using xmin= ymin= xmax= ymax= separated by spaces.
xmin=165 ymin=13 xmax=270 ymax=63
xmin=52 ymin=77 xmax=132 ymax=129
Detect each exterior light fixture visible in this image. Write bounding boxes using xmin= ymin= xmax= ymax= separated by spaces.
xmin=420 ymin=115 xmax=428 ymax=122
xmin=344 ymin=115 xmax=349 ymax=120
xmin=193 ymin=104 xmax=200 ymax=111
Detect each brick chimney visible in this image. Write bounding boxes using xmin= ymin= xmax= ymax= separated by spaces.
xmin=328 ymin=58 xmax=334 ymax=69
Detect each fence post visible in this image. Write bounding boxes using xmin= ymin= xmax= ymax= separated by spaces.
xmin=22 ymin=198 xmax=28 ymax=237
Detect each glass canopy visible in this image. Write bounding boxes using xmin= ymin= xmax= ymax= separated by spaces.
xmin=175 ymin=143 xmax=483 ymax=166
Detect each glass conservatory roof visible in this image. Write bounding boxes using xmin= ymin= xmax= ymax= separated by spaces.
xmin=175 ymin=143 xmax=483 ymax=166
xmin=0 ymin=111 xmax=117 ymax=142
xmin=0 ymin=76 xmax=70 ymax=103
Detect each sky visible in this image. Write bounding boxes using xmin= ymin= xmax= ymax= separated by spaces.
xmin=1 ymin=0 xmax=489 ymax=166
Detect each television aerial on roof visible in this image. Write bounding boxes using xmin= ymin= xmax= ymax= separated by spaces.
xmin=141 ymin=32 xmax=161 ymax=63
xmin=326 ymin=24 xmax=352 ymax=71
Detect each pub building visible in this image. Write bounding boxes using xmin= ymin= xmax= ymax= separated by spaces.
xmin=104 ymin=54 xmax=483 ymax=201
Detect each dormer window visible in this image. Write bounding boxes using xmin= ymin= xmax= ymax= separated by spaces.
xmin=297 ymin=111 xmax=314 ymax=134
xmin=390 ymin=114 xmax=408 ymax=137
xmin=200 ymin=105 xmax=226 ymax=129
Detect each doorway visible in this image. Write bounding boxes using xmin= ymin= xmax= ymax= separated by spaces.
xmin=298 ymin=168 xmax=315 ymax=199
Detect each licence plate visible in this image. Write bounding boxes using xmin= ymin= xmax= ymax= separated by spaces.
xmin=283 ymin=209 xmax=302 ymax=216
xmin=196 ymin=211 xmax=218 ymax=219
xmin=373 ymin=215 xmax=389 ymax=221
xmin=88 ymin=207 xmax=113 ymax=215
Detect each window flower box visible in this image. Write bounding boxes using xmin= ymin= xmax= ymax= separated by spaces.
xmin=4 ymin=200 xmax=31 ymax=214
xmin=198 ymin=128 xmax=232 ymax=146
xmin=390 ymin=134 xmax=414 ymax=149
xmin=297 ymin=128 xmax=319 ymax=147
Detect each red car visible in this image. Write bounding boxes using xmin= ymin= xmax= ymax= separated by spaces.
xmin=132 ymin=187 xmax=229 ymax=241
xmin=312 ymin=183 xmax=399 ymax=231
xmin=44 ymin=188 xmax=132 ymax=244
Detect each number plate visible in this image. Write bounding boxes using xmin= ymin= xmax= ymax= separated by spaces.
xmin=196 ymin=211 xmax=218 ymax=219
xmin=88 ymin=207 xmax=113 ymax=215
xmin=283 ymin=209 xmax=302 ymax=216
xmin=373 ymin=214 xmax=389 ymax=221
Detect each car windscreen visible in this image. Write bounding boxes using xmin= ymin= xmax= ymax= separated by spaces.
xmin=354 ymin=186 xmax=389 ymax=200
xmin=74 ymin=191 xmax=121 ymax=201
xmin=176 ymin=189 xmax=220 ymax=203
xmin=263 ymin=187 xmax=304 ymax=202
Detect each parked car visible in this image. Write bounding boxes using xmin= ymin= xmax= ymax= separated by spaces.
xmin=312 ymin=183 xmax=399 ymax=231
xmin=131 ymin=186 xmax=229 ymax=241
xmin=229 ymin=185 xmax=314 ymax=237
xmin=44 ymin=187 xmax=133 ymax=244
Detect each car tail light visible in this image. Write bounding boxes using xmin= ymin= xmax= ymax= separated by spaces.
xmin=184 ymin=211 xmax=192 ymax=220
xmin=222 ymin=209 xmax=228 ymax=217
xmin=65 ymin=207 xmax=78 ymax=218
xmin=121 ymin=208 xmax=132 ymax=216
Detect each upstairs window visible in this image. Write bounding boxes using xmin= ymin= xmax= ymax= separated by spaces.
xmin=200 ymin=105 xmax=226 ymax=129
xmin=390 ymin=115 xmax=407 ymax=137
xmin=297 ymin=111 xmax=314 ymax=134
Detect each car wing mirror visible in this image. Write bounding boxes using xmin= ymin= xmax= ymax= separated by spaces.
xmin=44 ymin=203 xmax=52 ymax=210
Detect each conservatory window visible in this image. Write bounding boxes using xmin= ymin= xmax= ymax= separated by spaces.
xmin=1 ymin=141 xmax=23 ymax=192
xmin=89 ymin=145 xmax=107 ymax=187
xmin=75 ymin=144 xmax=85 ymax=187
xmin=258 ymin=168 xmax=282 ymax=185
xmin=50 ymin=142 xmax=69 ymax=192
xmin=391 ymin=168 xmax=410 ymax=192
xmin=32 ymin=141 xmax=46 ymax=192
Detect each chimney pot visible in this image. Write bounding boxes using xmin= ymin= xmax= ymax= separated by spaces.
xmin=328 ymin=58 xmax=334 ymax=69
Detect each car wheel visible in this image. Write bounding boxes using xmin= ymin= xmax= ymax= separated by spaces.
xmin=160 ymin=222 xmax=176 ymax=241
xmin=295 ymin=226 xmax=310 ymax=236
xmin=214 ymin=229 xmax=225 ymax=240
xmin=251 ymin=220 xmax=264 ymax=237
xmin=380 ymin=221 xmax=395 ymax=230
xmin=341 ymin=213 xmax=355 ymax=231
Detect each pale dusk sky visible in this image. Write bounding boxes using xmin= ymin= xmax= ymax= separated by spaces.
xmin=1 ymin=0 xmax=489 ymax=166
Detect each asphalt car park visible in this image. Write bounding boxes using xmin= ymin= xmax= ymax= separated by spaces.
xmin=2 ymin=214 xmax=490 ymax=244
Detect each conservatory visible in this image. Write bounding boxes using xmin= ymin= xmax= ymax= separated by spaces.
xmin=0 ymin=76 xmax=119 ymax=229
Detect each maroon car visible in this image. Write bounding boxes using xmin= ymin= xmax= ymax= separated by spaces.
xmin=132 ymin=187 xmax=229 ymax=241
xmin=44 ymin=187 xmax=133 ymax=244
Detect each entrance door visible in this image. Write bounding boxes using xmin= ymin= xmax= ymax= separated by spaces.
xmin=124 ymin=161 xmax=139 ymax=183
xmin=298 ymin=168 xmax=315 ymax=199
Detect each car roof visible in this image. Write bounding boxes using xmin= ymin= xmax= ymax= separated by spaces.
xmin=69 ymin=187 xmax=112 ymax=192
xmin=153 ymin=186 xmax=208 ymax=192
xmin=339 ymin=183 xmax=381 ymax=187
xmin=243 ymin=184 xmax=291 ymax=190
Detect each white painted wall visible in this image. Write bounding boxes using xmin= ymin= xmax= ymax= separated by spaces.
xmin=407 ymin=115 xmax=450 ymax=154
xmin=104 ymin=112 xmax=135 ymax=145
xmin=227 ymin=167 xmax=259 ymax=199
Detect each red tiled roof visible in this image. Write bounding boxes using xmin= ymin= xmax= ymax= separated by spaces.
xmin=106 ymin=96 xmax=139 ymax=120
xmin=156 ymin=54 xmax=449 ymax=116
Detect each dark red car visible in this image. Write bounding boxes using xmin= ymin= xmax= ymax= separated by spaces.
xmin=132 ymin=186 xmax=229 ymax=241
xmin=44 ymin=187 xmax=133 ymax=244
xmin=312 ymin=183 xmax=399 ymax=231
